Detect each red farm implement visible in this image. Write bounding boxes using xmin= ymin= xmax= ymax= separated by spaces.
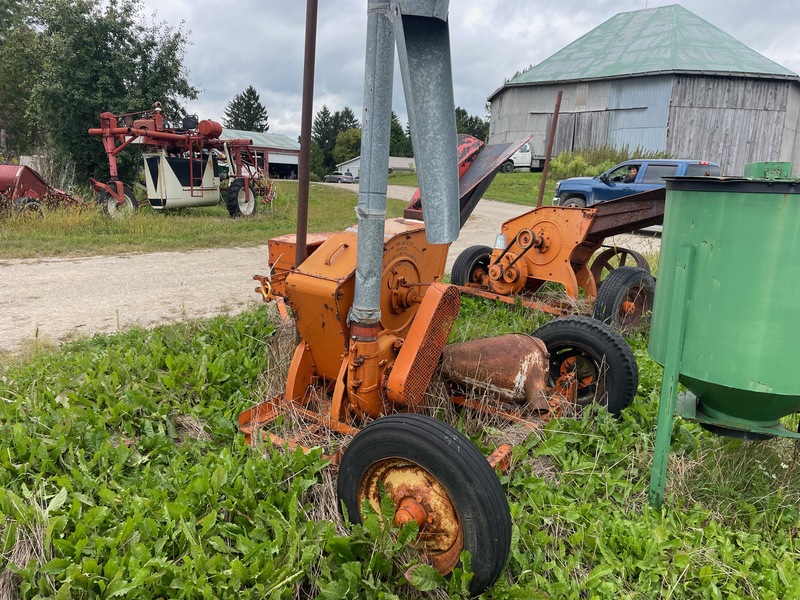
xmin=88 ymin=104 xmax=291 ymax=218
xmin=0 ymin=164 xmax=80 ymax=218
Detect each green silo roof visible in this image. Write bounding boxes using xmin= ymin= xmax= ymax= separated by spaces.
xmin=502 ymin=4 xmax=797 ymax=89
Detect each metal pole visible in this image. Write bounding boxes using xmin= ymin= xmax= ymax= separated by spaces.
xmin=350 ymin=0 xmax=395 ymax=326
xmin=295 ymin=0 xmax=318 ymax=267
xmin=536 ymin=90 xmax=562 ymax=209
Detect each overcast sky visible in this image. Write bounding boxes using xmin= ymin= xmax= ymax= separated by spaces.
xmin=138 ymin=0 xmax=800 ymax=138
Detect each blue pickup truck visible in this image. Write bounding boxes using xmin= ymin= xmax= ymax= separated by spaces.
xmin=553 ymin=159 xmax=720 ymax=207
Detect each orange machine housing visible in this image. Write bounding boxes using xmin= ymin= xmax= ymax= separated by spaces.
xmin=264 ymin=218 xmax=449 ymax=412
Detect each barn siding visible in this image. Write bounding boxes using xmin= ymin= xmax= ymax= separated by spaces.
xmin=606 ymin=76 xmax=672 ymax=151
xmin=489 ymin=76 xmax=672 ymax=157
xmin=667 ymin=76 xmax=790 ymax=174
xmin=780 ymin=84 xmax=800 ymax=173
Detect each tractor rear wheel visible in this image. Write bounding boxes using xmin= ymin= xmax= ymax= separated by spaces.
xmin=226 ymin=178 xmax=258 ymax=217
xmin=337 ymin=413 xmax=511 ymax=596
xmin=592 ymin=266 xmax=655 ymax=331
xmin=451 ymin=245 xmax=493 ymax=286
xmin=533 ymin=315 xmax=638 ymax=415
xmin=99 ymin=186 xmax=137 ymax=219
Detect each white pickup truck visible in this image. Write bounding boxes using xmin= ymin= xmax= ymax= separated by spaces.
xmin=499 ymin=142 xmax=544 ymax=173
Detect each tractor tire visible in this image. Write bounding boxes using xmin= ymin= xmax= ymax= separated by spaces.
xmin=592 ymin=266 xmax=656 ymax=331
xmin=226 ymin=178 xmax=258 ymax=218
xmin=533 ymin=315 xmax=638 ymax=415
xmin=99 ymin=186 xmax=137 ymax=219
xmin=337 ymin=413 xmax=511 ymax=596
xmin=451 ymin=244 xmax=493 ymax=286
xmin=500 ymin=161 xmax=514 ymax=173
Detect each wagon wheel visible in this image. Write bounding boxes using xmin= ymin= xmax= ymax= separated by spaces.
xmin=532 ymin=315 xmax=638 ymax=415
xmin=98 ymin=186 xmax=137 ymax=219
xmin=12 ymin=197 xmax=45 ymax=219
xmin=590 ymin=247 xmax=650 ymax=288
xmin=451 ymin=245 xmax=493 ymax=286
xmin=337 ymin=414 xmax=511 ymax=596
xmin=592 ymin=266 xmax=656 ymax=331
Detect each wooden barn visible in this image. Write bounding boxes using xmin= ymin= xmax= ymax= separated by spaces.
xmin=487 ymin=4 xmax=800 ymax=175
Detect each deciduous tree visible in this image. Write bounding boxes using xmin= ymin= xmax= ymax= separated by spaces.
xmin=332 ymin=128 xmax=361 ymax=166
xmin=28 ymin=0 xmax=198 ymax=179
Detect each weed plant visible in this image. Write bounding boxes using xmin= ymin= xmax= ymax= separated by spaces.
xmin=1 ymin=301 xmax=799 ymax=598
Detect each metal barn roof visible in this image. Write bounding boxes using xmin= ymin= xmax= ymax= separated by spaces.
xmin=500 ymin=4 xmax=797 ymax=91
xmin=220 ymin=128 xmax=299 ymax=153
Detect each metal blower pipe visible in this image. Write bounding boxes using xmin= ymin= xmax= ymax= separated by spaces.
xmin=350 ymin=0 xmax=396 ymax=325
xmin=392 ymin=0 xmax=459 ymax=244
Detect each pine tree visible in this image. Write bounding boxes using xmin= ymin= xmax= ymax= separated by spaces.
xmin=223 ymin=86 xmax=269 ymax=132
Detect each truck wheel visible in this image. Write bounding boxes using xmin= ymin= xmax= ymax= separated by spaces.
xmin=592 ymin=266 xmax=655 ymax=331
xmin=451 ymin=245 xmax=493 ymax=286
xmin=561 ymin=196 xmax=586 ymax=208
xmin=99 ymin=186 xmax=137 ymax=219
xmin=500 ymin=161 xmax=514 ymax=173
xmin=226 ymin=178 xmax=258 ymax=217
xmin=532 ymin=315 xmax=638 ymax=415
xmin=337 ymin=414 xmax=511 ymax=596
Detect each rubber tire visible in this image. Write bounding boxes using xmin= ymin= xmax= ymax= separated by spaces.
xmin=12 ymin=197 xmax=45 ymax=218
xmin=533 ymin=315 xmax=638 ymax=415
xmin=592 ymin=266 xmax=656 ymax=331
xmin=500 ymin=161 xmax=514 ymax=173
xmin=99 ymin=186 xmax=137 ymax=218
xmin=561 ymin=196 xmax=586 ymax=208
xmin=337 ymin=414 xmax=511 ymax=596
xmin=451 ymin=244 xmax=493 ymax=286
xmin=226 ymin=178 xmax=258 ymax=217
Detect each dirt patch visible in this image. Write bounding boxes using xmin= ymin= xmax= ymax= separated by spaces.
xmin=0 ymin=186 xmax=659 ymax=354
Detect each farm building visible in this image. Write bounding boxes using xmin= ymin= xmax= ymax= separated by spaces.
xmin=487 ymin=4 xmax=800 ymax=175
xmin=219 ymin=128 xmax=300 ymax=179
xmin=336 ymin=155 xmax=416 ymax=177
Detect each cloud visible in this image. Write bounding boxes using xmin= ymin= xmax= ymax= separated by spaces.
xmin=139 ymin=0 xmax=800 ymax=139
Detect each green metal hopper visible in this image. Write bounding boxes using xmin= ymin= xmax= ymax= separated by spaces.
xmin=648 ymin=166 xmax=800 ymax=507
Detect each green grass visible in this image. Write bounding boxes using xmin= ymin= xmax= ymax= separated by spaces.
xmin=1 ymin=300 xmax=798 ymax=599
xmin=389 ymin=170 xmax=558 ymax=207
xmin=0 ymin=181 xmax=406 ymax=259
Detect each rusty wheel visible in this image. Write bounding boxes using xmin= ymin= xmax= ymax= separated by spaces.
xmin=533 ymin=315 xmax=638 ymax=415
xmin=590 ymin=247 xmax=650 ymax=288
xmin=592 ymin=266 xmax=656 ymax=331
xmin=451 ymin=245 xmax=492 ymax=286
xmin=337 ymin=414 xmax=510 ymax=596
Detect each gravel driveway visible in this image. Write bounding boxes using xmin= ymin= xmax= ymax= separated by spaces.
xmin=0 ymin=185 xmax=659 ymax=353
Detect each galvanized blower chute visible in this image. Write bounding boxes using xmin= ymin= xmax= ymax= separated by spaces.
xmin=241 ymin=1 xmax=640 ymax=594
